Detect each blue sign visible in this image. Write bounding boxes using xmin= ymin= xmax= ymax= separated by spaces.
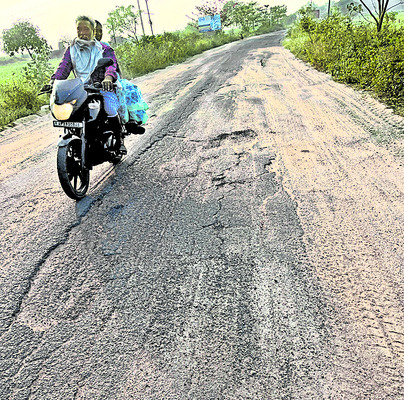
xmin=198 ymin=15 xmax=221 ymax=33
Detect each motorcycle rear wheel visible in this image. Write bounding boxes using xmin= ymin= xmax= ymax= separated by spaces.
xmin=57 ymin=140 xmax=90 ymax=200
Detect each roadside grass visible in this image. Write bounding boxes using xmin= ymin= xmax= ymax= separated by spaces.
xmin=0 ymin=79 xmax=44 ymax=129
xmin=116 ymin=30 xmax=243 ymax=77
xmin=0 ymin=59 xmax=60 ymax=129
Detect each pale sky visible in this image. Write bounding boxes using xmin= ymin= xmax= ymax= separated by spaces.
xmin=0 ymin=0 xmax=328 ymax=50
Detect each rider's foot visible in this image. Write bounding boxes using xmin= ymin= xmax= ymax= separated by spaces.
xmin=119 ymin=142 xmax=127 ymax=155
xmin=133 ymin=126 xmax=145 ymax=135
xmin=125 ymin=121 xmax=145 ymax=135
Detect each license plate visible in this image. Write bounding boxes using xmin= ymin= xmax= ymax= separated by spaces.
xmin=53 ymin=121 xmax=83 ymax=128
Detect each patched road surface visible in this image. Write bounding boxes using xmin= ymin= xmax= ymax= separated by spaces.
xmin=0 ymin=31 xmax=403 ymax=399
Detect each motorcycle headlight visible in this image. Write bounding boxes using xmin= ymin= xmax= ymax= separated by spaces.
xmin=51 ymin=100 xmax=77 ymax=121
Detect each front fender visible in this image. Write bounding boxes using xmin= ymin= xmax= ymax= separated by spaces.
xmin=57 ymin=135 xmax=80 ymax=148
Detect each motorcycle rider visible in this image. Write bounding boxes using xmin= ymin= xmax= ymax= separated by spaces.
xmin=94 ymin=19 xmax=104 ymax=42
xmin=94 ymin=20 xmax=122 ymax=75
xmin=94 ymin=20 xmax=146 ymax=135
xmin=42 ymin=16 xmax=127 ymax=154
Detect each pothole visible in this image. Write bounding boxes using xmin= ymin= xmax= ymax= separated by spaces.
xmin=210 ymin=129 xmax=257 ymax=148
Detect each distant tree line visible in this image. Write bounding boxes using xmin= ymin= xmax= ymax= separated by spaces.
xmin=188 ymin=0 xmax=288 ymax=34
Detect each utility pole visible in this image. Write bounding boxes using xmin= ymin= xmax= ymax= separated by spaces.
xmin=328 ymin=0 xmax=331 ymax=17
xmin=137 ymin=0 xmax=146 ymax=36
xmin=145 ymin=0 xmax=154 ymax=36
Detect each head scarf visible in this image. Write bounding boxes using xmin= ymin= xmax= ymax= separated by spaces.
xmin=70 ymin=38 xmax=103 ymax=83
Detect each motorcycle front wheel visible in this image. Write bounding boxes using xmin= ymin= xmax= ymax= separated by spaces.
xmin=57 ymin=139 xmax=90 ymax=200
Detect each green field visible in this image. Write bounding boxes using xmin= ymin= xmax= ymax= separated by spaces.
xmin=0 ymin=60 xmax=29 ymax=83
xmin=0 ymin=58 xmax=60 ymax=84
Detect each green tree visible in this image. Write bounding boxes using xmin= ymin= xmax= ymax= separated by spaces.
xmin=269 ymin=5 xmax=288 ymax=25
xmin=2 ymin=21 xmax=49 ymax=58
xmin=106 ymin=5 xmax=141 ymax=44
xmin=194 ymin=0 xmax=235 ymax=26
xmin=230 ymin=2 xmax=265 ymax=33
xmin=192 ymin=1 xmax=280 ymax=32
xmin=297 ymin=4 xmax=317 ymax=43
xmin=222 ymin=1 xmax=240 ymax=26
xmin=346 ymin=2 xmax=363 ymax=17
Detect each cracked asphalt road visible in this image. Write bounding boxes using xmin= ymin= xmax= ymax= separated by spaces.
xmin=0 ymin=32 xmax=403 ymax=399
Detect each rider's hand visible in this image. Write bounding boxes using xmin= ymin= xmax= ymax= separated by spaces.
xmin=101 ymin=76 xmax=114 ymax=92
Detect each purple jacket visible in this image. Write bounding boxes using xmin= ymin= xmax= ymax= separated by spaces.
xmin=51 ymin=42 xmax=118 ymax=83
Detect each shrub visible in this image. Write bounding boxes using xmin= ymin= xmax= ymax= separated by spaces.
xmin=0 ymin=79 xmax=46 ymax=128
xmin=116 ymin=30 xmax=240 ymax=77
xmin=22 ymin=46 xmax=54 ymax=90
xmin=284 ymin=10 xmax=404 ymax=110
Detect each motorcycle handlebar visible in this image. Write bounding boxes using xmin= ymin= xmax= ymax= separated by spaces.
xmin=85 ymin=82 xmax=117 ymax=91
xmin=37 ymin=82 xmax=117 ymax=96
xmin=37 ymin=89 xmax=52 ymax=96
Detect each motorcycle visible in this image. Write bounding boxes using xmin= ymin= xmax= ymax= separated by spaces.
xmin=40 ymin=58 xmax=131 ymax=200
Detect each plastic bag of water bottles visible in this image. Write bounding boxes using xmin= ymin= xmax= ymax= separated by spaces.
xmin=116 ymin=78 xmax=149 ymax=125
